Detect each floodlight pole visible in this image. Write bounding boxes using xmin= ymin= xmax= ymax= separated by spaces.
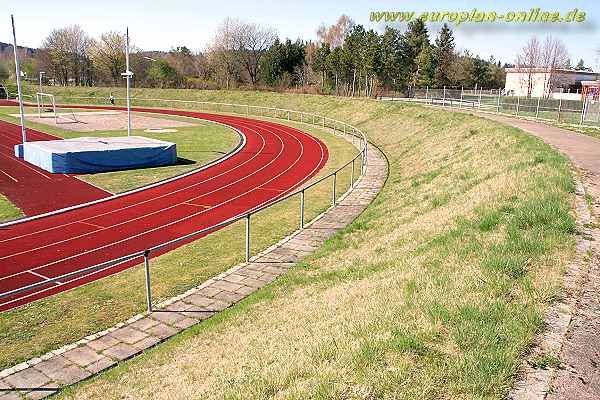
xmin=11 ymin=15 xmax=27 ymax=144
xmin=125 ymin=27 xmax=132 ymax=137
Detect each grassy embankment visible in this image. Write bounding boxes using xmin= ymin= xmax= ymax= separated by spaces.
xmin=0 ymin=99 xmax=359 ymax=372
xmin=23 ymin=87 xmax=579 ymax=399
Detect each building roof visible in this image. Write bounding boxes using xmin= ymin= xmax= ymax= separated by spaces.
xmin=506 ymin=67 xmax=598 ymax=76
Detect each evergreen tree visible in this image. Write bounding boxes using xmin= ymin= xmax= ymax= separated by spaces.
xmin=401 ymin=18 xmax=431 ymax=95
xmin=312 ymin=43 xmax=331 ymax=90
xmin=433 ymin=24 xmax=455 ymax=87
xmin=378 ymin=27 xmax=403 ymax=90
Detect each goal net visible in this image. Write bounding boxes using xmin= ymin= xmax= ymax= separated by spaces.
xmin=36 ymin=93 xmax=79 ymax=124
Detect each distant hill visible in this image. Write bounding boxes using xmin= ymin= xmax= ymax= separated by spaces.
xmin=0 ymin=42 xmax=36 ymax=56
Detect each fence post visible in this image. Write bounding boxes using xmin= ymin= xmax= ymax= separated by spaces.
xmin=442 ymin=86 xmax=446 ymax=106
xmin=557 ymin=92 xmax=563 ymax=122
xmin=459 ymin=86 xmax=464 ymax=109
xmin=287 ymin=111 xmax=290 ymax=120
xmin=580 ymin=98 xmax=586 ymax=126
xmin=496 ymin=90 xmax=501 ymax=113
xmin=516 ymin=95 xmax=520 ymax=116
xmin=143 ymin=250 xmax=152 ymax=313
xmin=536 ymin=97 xmax=541 ymax=119
xmin=245 ymin=214 xmax=251 ymax=262
xmin=425 ymin=86 xmax=429 ymax=101
xmin=478 ymin=87 xmax=482 ymax=109
xmin=300 ymin=190 xmax=305 ymax=229
xmin=332 ymin=172 xmax=337 ymax=206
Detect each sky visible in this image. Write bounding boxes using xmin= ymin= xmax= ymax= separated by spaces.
xmin=3 ymin=0 xmax=600 ymax=71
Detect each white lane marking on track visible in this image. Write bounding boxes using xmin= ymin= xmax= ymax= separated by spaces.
xmin=79 ymin=221 xmax=105 ymax=229
xmin=184 ymin=202 xmax=211 ymax=208
xmin=0 ymin=129 xmax=326 ymax=309
xmin=0 ymin=169 xmax=18 ymax=182
xmin=29 ymin=271 xmax=62 ymax=285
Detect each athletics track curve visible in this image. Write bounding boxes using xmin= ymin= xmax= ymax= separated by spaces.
xmin=0 ymin=106 xmax=329 ymax=311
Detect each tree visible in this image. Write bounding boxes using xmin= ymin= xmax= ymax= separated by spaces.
xmin=541 ymin=35 xmax=569 ymax=96
xmin=207 ymin=17 xmax=241 ymax=89
xmin=575 ymin=59 xmax=591 ymax=71
xmin=260 ymin=39 xmax=305 ymax=86
xmin=515 ymin=37 xmax=542 ymax=97
xmin=312 ymin=43 xmax=331 ymax=90
xmin=0 ymin=63 xmax=9 ymax=81
xmin=87 ymin=31 xmax=126 ymax=86
xmin=362 ymin=30 xmax=381 ymax=96
xmin=378 ymin=27 xmax=403 ymax=91
xmin=433 ymin=24 xmax=455 ymax=87
xmin=147 ymin=59 xmax=183 ymax=88
xmin=402 ymin=19 xmax=431 ymax=95
xmin=316 ymin=15 xmax=354 ymax=48
xmin=344 ymin=25 xmax=366 ymax=96
xmin=234 ymin=21 xmax=277 ymax=86
xmin=41 ymin=25 xmax=92 ymax=86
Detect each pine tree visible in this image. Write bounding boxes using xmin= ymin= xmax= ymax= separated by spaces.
xmin=312 ymin=43 xmax=331 ymax=90
xmin=379 ymin=27 xmax=403 ymax=90
xmin=401 ymin=18 xmax=431 ymax=95
xmin=433 ymin=24 xmax=455 ymax=87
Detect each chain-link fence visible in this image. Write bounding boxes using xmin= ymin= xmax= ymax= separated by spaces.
xmin=398 ymin=87 xmax=600 ymax=128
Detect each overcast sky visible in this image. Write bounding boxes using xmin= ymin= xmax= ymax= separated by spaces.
xmin=3 ymin=0 xmax=599 ymax=70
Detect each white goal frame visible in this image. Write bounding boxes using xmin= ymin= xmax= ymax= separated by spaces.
xmin=36 ymin=92 xmax=79 ymax=124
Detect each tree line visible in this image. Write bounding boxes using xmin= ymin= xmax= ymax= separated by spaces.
xmin=0 ymin=16 xmax=516 ymax=95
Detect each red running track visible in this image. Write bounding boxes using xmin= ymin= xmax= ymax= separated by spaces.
xmin=0 ymin=117 xmax=112 ymax=215
xmin=0 ymin=106 xmax=328 ymax=311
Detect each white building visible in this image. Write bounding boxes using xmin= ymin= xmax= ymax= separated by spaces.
xmin=505 ymin=68 xmax=599 ymax=98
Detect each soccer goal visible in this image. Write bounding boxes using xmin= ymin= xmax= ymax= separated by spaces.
xmin=36 ymin=93 xmax=79 ymax=124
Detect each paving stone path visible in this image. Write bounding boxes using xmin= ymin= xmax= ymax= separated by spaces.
xmin=0 ymin=139 xmax=388 ymax=399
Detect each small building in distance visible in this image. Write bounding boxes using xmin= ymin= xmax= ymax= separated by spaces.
xmin=504 ymin=67 xmax=599 ymax=99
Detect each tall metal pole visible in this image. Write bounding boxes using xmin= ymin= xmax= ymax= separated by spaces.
xmin=38 ymin=71 xmax=45 ymax=94
xmin=125 ymin=27 xmax=132 ymax=136
xmin=11 ymin=15 xmax=26 ymax=145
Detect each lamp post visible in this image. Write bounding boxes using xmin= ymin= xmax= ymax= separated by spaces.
xmin=121 ymin=27 xmax=133 ymax=137
xmin=39 ymin=71 xmax=45 ymax=93
xmin=11 ymin=15 xmax=26 ymax=145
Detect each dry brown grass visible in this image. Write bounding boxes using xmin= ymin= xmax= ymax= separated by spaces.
xmin=36 ymin=89 xmax=576 ymax=400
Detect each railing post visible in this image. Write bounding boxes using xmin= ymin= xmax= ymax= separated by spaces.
xmin=332 ymin=172 xmax=337 ymax=206
xmin=478 ymin=87 xmax=482 ymax=108
xmin=245 ymin=214 xmax=251 ymax=262
xmin=459 ymin=86 xmax=464 ymax=109
xmin=442 ymin=86 xmax=446 ymax=106
xmin=425 ymin=86 xmax=429 ymax=101
xmin=516 ymin=95 xmax=520 ymax=116
xmin=580 ymin=98 xmax=586 ymax=126
xmin=322 ymin=116 xmax=325 ymax=128
xmin=247 ymin=105 xmax=250 ymax=115
xmin=300 ymin=112 xmax=303 ymax=123
xmin=300 ymin=190 xmax=305 ymax=229
xmin=536 ymin=97 xmax=540 ymax=119
xmin=351 ymin=158 xmax=355 ymax=188
xmin=287 ymin=111 xmax=290 ymax=120
xmin=143 ymin=250 xmax=152 ymax=313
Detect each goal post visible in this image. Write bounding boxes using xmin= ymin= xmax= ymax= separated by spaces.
xmin=36 ymin=92 xmax=79 ymax=124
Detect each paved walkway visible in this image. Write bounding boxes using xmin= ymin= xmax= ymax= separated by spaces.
xmin=0 ymin=140 xmax=388 ymax=399
xmin=467 ymin=112 xmax=600 ymax=400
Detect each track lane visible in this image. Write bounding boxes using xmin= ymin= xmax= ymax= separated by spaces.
xmin=0 ymin=106 xmax=328 ymax=311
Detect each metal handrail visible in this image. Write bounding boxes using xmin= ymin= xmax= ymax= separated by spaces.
xmin=0 ymin=97 xmax=369 ymax=312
